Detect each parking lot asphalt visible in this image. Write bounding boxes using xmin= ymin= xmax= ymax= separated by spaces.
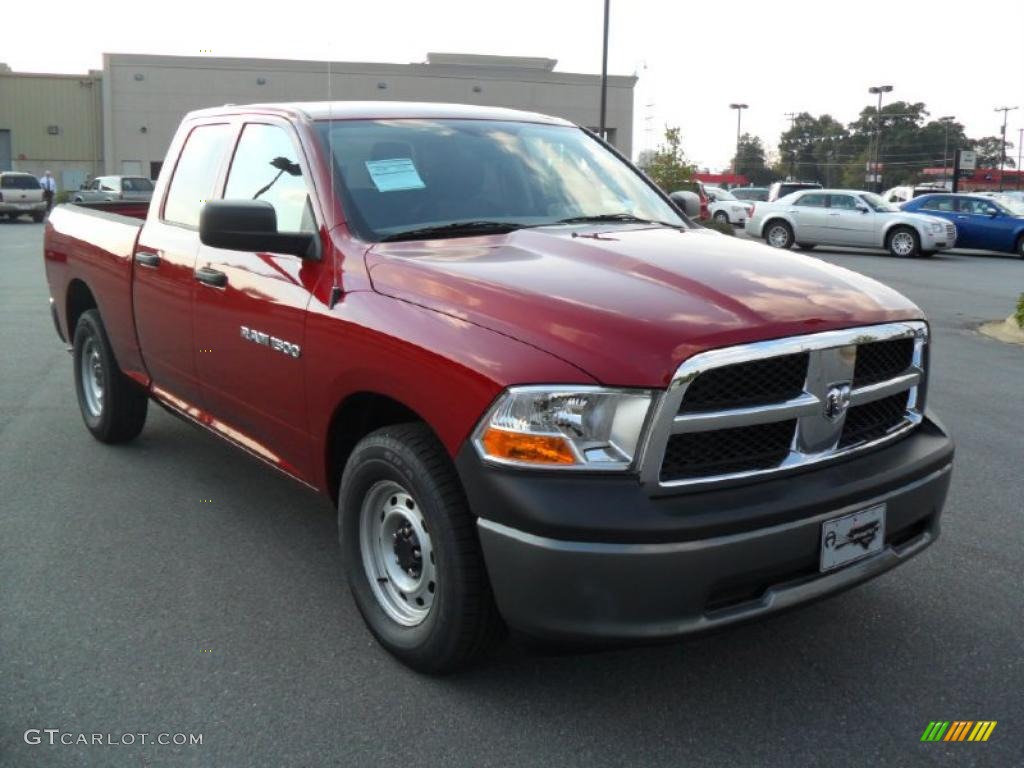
xmin=1 ymin=221 xmax=1022 ymax=767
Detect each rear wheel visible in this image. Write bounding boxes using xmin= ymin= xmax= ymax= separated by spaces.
xmin=764 ymin=220 xmax=794 ymax=249
xmin=6 ymin=213 xmax=19 ymax=222
xmin=1016 ymin=234 xmax=1024 ymax=259
xmin=72 ymin=309 xmax=148 ymax=443
xmin=713 ymin=211 xmax=730 ymax=225
xmin=339 ymin=423 xmax=504 ymax=673
xmin=31 ymin=212 xmax=44 ymax=223
xmin=887 ymin=226 xmax=920 ymax=258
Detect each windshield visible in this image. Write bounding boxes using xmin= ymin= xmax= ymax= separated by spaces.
xmin=991 ymin=195 xmax=1024 ymax=215
xmin=1 ymin=175 xmax=41 ymax=190
xmin=316 ymin=119 xmax=685 ymax=240
xmin=709 ymin=188 xmax=737 ymax=201
xmin=859 ymin=192 xmax=900 ymax=212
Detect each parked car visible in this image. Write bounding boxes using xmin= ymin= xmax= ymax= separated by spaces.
xmin=881 ymin=184 xmax=949 ymax=204
xmin=901 ymin=193 xmax=1024 ymax=258
xmin=747 ymin=188 xmax=956 ymax=257
xmin=731 ymin=186 xmax=769 ymax=202
xmin=0 ymin=172 xmax=46 ymax=222
xmin=705 ymin=186 xmax=754 ymax=225
xmin=44 ymin=102 xmax=953 ymax=672
xmin=767 ymin=180 xmax=822 ymax=202
xmin=671 ymin=179 xmax=709 ymax=220
xmin=73 ymin=175 xmax=155 ymax=203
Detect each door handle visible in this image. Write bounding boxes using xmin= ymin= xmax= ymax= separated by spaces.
xmin=135 ymin=251 xmax=161 ymax=268
xmin=194 ymin=266 xmax=228 ymax=288
xmin=828 ymin=213 xmax=841 ymax=217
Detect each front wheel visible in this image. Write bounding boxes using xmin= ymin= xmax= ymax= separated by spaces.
xmin=1015 ymin=234 xmax=1024 ymax=259
xmin=339 ymin=423 xmax=504 ymax=673
xmin=887 ymin=226 xmax=920 ymax=258
xmin=764 ymin=220 xmax=794 ymax=249
xmin=72 ymin=309 xmax=148 ymax=443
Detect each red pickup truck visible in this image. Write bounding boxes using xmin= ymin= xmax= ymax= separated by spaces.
xmin=44 ymin=102 xmax=954 ymax=672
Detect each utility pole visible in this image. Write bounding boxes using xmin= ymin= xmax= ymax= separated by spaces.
xmin=729 ymin=103 xmax=748 ymax=179
xmin=868 ymin=85 xmax=893 ymax=192
xmin=939 ymin=116 xmax=955 ymax=189
xmin=784 ymin=112 xmax=798 ymax=179
xmin=994 ymin=106 xmax=1018 ymax=191
xmin=598 ymin=0 xmax=610 ymax=141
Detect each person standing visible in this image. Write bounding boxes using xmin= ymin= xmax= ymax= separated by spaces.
xmin=40 ymin=170 xmax=57 ymax=215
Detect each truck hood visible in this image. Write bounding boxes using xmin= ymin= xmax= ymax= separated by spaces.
xmin=365 ymin=226 xmax=922 ymax=388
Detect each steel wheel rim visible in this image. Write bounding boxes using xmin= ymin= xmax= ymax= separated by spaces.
xmin=359 ymin=480 xmax=436 ymax=627
xmin=767 ymin=225 xmax=789 ymax=247
xmin=80 ymin=336 xmax=105 ymax=417
xmin=891 ymin=232 xmax=915 ymax=256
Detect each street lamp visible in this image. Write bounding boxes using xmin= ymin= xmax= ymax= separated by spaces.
xmin=939 ymin=116 xmax=955 ymax=189
xmin=994 ymin=106 xmax=1019 ymax=191
xmin=1018 ymin=127 xmax=1023 ymax=191
xmin=729 ymin=103 xmax=748 ymax=179
xmin=598 ymin=0 xmax=610 ymax=141
xmin=868 ymin=85 xmax=893 ymax=192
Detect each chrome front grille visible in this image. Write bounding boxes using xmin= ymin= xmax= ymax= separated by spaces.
xmin=945 ymin=223 xmax=956 ymax=242
xmin=640 ymin=322 xmax=927 ymax=491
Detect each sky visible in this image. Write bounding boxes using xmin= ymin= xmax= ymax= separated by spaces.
xmin=6 ymin=0 xmax=1023 ymax=169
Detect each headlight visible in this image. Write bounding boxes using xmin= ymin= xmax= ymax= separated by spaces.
xmin=473 ymin=387 xmax=655 ymax=470
xmin=927 ymin=222 xmax=944 ymax=233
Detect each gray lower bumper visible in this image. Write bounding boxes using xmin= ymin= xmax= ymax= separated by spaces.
xmin=477 ymin=463 xmax=951 ymax=641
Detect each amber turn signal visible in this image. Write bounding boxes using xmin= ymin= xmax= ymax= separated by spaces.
xmin=480 ymin=427 xmax=577 ymax=465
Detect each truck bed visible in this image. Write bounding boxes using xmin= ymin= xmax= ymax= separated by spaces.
xmin=44 ymin=202 xmax=149 ymax=384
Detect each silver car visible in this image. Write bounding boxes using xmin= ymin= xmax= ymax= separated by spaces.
xmin=73 ymin=175 xmax=154 ymax=203
xmin=746 ymin=189 xmax=957 ymax=258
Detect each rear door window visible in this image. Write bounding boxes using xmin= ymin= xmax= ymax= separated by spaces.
xmin=794 ymin=193 xmax=827 ymax=207
xmin=163 ymin=124 xmax=232 ymax=228
xmin=920 ymin=196 xmax=955 ymax=212
xmin=828 ymin=194 xmax=859 ymax=210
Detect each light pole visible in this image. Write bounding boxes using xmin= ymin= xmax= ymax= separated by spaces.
xmin=993 ymin=106 xmax=1018 ymax=191
xmin=939 ymin=116 xmax=955 ymax=189
xmin=598 ymin=0 xmax=610 ymax=141
xmin=1018 ymin=127 xmax=1023 ymax=191
xmin=729 ymin=103 xmax=748 ymax=180
xmin=784 ymin=112 xmax=797 ymax=179
xmin=868 ymin=85 xmax=893 ymax=192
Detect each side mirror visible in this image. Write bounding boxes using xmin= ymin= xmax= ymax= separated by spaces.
xmin=669 ymin=190 xmax=701 ymax=218
xmin=857 ymin=205 xmax=869 ymax=213
xmin=199 ymin=200 xmax=319 ymax=259
xmin=986 ymin=209 xmax=999 ymax=217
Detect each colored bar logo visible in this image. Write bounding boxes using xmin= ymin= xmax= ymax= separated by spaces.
xmin=921 ymin=721 xmax=997 ymax=742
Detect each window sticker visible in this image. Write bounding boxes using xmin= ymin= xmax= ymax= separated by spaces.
xmin=365 ymin=158 xmax=426 ymax=192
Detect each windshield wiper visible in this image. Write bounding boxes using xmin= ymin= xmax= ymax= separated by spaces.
xmin=379 ymin=221 xmax=527 ymax=242
xmin=554 ymin=213 xmax=682 ymax=228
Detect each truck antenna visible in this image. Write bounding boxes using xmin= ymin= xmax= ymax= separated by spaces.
xmin=327 ymin=54 xmax=341 ymax=309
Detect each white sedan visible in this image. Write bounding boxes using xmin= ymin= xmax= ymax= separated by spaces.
xmin=745 ymin=189 xmax=957 ymax=258
xmin=705 ymin=186 xmax=754 ymax=226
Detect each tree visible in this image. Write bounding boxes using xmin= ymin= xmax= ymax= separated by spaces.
xmin=639 ymin=126 xmax=694 ymax=192
xmin=732 ymin=134 xmax=776 ymax=185
xmin=972 ymin=136 xmax=1016 ymax=168
xmin=776 ymin=113 xmax=849 ymax=183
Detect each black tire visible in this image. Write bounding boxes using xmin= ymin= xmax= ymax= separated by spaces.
xmin=339 ymin=423 xmax=504 ymax=673
xmin=796 ymin=243 xmax=816 ymax=251
xmin=72 ymin=309 xmax=148 ymax=443
xmin=32 ymin=212 xmax=44 ymax=223
xmin=1015 ymin=234 xmax=1024 ymax=259
xmin=7 ymin=213 xmax=19 ymax=222
xmin=713 ymin=211 xmax=730 ymax=225
xmin=764 ymin=219 xmax=794 ymax=249
xmin=918 ymin=250 xmax=936 ymax=259
xmin=886 ymin=226 xmax=920 ymax=258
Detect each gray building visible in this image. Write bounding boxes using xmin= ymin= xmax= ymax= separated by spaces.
xmin=0 ymin=53 xmax=635 ymax=189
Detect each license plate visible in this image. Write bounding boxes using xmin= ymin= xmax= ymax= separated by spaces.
xmin=17 ymin=203 xmax=33 ymax=210
xmin=820 ymin=503 xmax=886 ymax=572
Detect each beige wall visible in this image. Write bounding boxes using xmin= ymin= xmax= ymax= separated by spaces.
xmin=0 ymin=70 xmax=103 ymax=188
xmin=103 ymin=54 xmax=635 ymax=175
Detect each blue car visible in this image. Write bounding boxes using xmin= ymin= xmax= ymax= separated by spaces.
xmin=902 ymin=194 xmax=1024 ymax=258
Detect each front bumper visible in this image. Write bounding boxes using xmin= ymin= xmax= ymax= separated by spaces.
xmin=459 ymin=416 xmax=953 ymax=641
xmin=921 ymin=226 xmax=955 ymax=251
